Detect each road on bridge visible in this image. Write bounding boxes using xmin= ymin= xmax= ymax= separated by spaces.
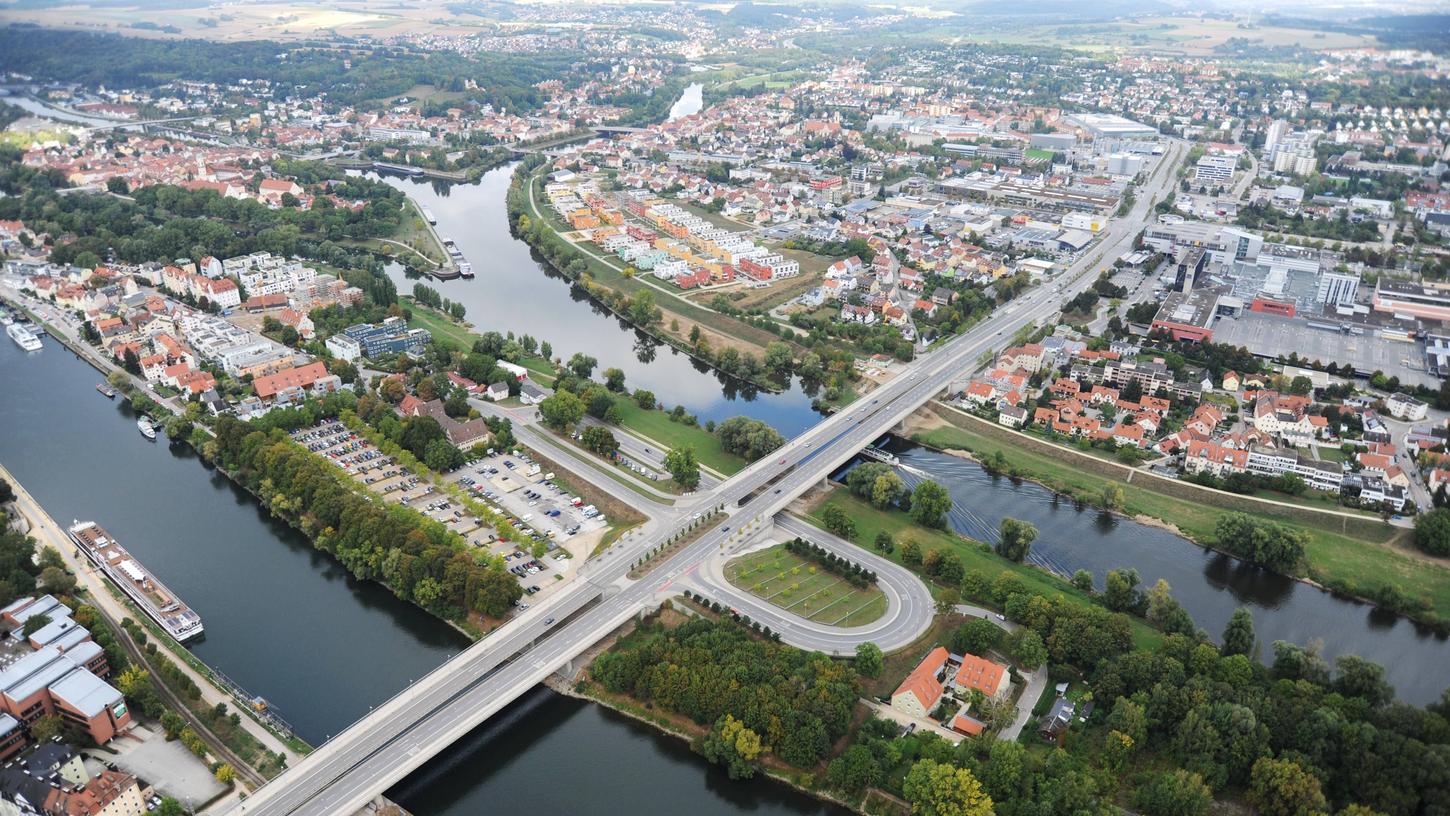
xmin=229 ymin=139 xmax=1187 ymax=816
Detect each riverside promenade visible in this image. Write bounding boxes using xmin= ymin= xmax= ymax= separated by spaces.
xmin=0 ymin=462 xmax=305 ymax=768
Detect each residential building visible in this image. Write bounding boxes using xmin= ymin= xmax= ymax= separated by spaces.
xmin=341 ymin=317 xmax=431 ymax=359
xmin=324 ymin=334 xmax=362 ymax=364
xmin=891 ymin=647 xmax=948 ymax=718
xmin=953 ymin=654 xmax=1009 ymax=700
xmin=251 ymin=361 xmax=331 ymax=400
xmin=1386 ymin=392 xmax=1429 ymax=421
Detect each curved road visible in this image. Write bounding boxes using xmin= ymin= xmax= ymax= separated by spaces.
xmin=683 ymin=513 xmax=935 ymax=654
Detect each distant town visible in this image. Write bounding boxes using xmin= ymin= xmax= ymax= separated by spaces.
xmin=1 ymin=4 xmax=1449 ymax=816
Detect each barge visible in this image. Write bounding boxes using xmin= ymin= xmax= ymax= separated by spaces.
xmin=67 ymin=521 xmax=204 ymax=643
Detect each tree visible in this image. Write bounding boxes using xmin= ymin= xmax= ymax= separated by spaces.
xmin=874 ymin=531 xmax=895 ymax=554
xmin=603 ymin=367 xmax=626 ymax=393
xmin=1221 ymin=608 xmax=1256 ymax=657
xmin=903 ymin=759 xmax=994 ymax=816
xmin=697 ymin=714 xmax=763 ymax=780
xmin=157 ymin=800 xmax=186 ymax=816
xmin=0 ymin=478 xmax=12 ymax=504
xmin=632 ymin=389 xmax=656 ymax=409
xmin=215 ymin=764 xmax=236 ymax=784
xmin=1249 ymin=756 xmax=1326 ymax=816
xmin=1071 ymin=569 xmax=1095 ymax=592
xmin=1104 ymin=568 xmax=1144 ymax=613
xmin=1333 ymin=654 xmax=1393 ymax=707
xmin=29 ymin=714 xmax=66 ymax=743
xmin=580 ymin=426 xmax=619 ymax=458
xmin=22 ymin=613 xmax=52 ymax=638
xmin=994 ymin=518 xmax=1037 ymax=563
xmin=820 ymin=505 xmax=856 ymax=540
xmin=1213 ymin=513 xmax=1307 ymax=572
xmin=1101 ymin=484 xmax=1124 ymax=511
xmin=1106 ymin=696 xmax=1148 ymax=744
xmin=872 ymin=472 xmax=908 ymax=509
xmin=38 ymin=566 xmax=75 ymax=597
xmin=1134 ymin=769 xmax=1213 ymax=816
xmin=1008 ymin=629 xmax=1046 ymax=670
xmin=855 ymin=642 xmax=883 ymax=678
xmin=1414 ymin=507 xmax=1450 ymax=557
xmin=443 ymin=386 xmax=470 ymax=419
xmin=910 ymin=480 xmax=952 ymax=528
xmin=715 ymin=416 xmax=785 ymax=461
xmin=763 ymin=341 xmax=794 ymax=373
xmin=900 ymin=539 xmax=921 ymax=565
xmin=664 ymin=446 xmax=700 ymax=489
xmin=568 ymin=353 xmax=598 ymax=379
xmin=122 ymin=347 xmax=142 ymax=375
xmin=951 ymin=619 xmax=1003 ymax=656
xmin=826 ymin=744 xmax=882 ymax=795
xmin=936 ymin=587 xmax=961 ymax=615
xmin=538 ymin=390 xmax=584 ymax=430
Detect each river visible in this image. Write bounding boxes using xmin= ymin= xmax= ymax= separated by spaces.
xmin=0 ymin=335 xmax=842 ymax=816
xmin=668 ymin=83 xmax=705 ymax=121
xmin=0 ymin=93 xmax=134 ymax=128
xmin=376 ymin=162 xmax=825 ymax=436
xmin=872 ymin=439 xmax=1450 ymax=706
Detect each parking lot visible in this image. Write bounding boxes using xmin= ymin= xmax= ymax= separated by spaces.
xmin=1213 ymin=311 xmax=1437 ymax=388
xmin=289 ymin=422 xmax=609 ymax=606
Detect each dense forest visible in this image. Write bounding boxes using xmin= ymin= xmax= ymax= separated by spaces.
xmin=591 ymin=617 xmax=861 ymax=771
xmin=210 ymin=413 xmax=520 ymax=621
xmin=0 ymin=26 xmax=577 ymax=111
xmin=597 ymin=576 xmax=1450 ymax=816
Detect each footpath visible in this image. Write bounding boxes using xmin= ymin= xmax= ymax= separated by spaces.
xmin=0 ymin=461 xmax=304 ymax=771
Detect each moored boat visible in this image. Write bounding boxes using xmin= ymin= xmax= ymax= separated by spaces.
xmin=67 ymin=521 xmax=204 ymax=643
xmin=137 ymin=416 xmax=157 ymax=440
xmin=96 ymin=383 xmax=116 ymax=399
xmin=7 ymin=323 xmax=42 ymax=352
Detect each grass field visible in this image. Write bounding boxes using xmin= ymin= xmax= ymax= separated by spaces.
xmin=725 ymin=544 xmax=887 ymax=627
xmin=799 ymin=491 xmax=1162 ymax=651
xmin=612 ymin=399 xmax=745 ymax=476
xmin=404 ymin=303 xmax=556 ymax=384
xmin=912 ymin=408 xmax=1450 ymax=624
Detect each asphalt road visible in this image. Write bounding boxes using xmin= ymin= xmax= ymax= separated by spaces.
xmin=231 ymin=142 xmax=1187 ymax=816
xmin=682 ymin=513 xmax=936 ymax=654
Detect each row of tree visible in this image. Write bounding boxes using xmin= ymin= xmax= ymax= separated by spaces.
xmin=210 ymin=416 xmax=520 ymax=620
xmin=781 ymin=537 xmax=877 ymax=588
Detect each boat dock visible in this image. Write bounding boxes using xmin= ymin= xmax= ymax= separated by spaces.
xmin=67 ymin=521 xmax=204 ymax=643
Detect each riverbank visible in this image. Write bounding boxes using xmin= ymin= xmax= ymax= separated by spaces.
xmin=796 ymin=486 xmax=1163 ymax=651
xmin=510 ymin=160 xmax=800 ymax=393
xmin=0 ymin=463 xmax=298 ymax=782
xmin=544 ymin=608 xmax=866 ymax=815
xmin=907 ymin=403 xmax=1450 ymax=632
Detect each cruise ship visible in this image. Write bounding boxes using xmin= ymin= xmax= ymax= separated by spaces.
xmin=7 ymin=323 xmax=42 ymax=352
xmin=421 ymin=205 xmax=437 ymax=225
xmin=67 ymin=521 xmax=204 ymax=643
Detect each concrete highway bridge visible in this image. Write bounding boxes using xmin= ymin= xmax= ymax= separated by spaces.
xmin=228 ymin=141 xmax=1186 ymax=816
